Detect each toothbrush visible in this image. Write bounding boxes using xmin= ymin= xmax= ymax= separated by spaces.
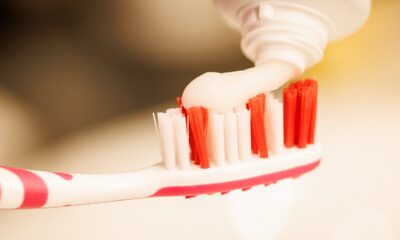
xmin=0 ymin=79 xmax=320 ymax=209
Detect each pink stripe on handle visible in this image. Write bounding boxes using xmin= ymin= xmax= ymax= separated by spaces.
xmin=53 ymin=172 xmax=73 ymax=180
xmin=1 ymin=166 xmax=48 ymax=209
xmin=152 ymin=159 xmax=320 ymax=197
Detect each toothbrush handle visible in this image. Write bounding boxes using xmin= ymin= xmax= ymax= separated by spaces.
xmin=0 ymin=165 xmax=162 ymax=209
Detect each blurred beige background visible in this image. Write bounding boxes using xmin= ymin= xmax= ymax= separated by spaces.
xmin=0 ymin=0 xmax=399 ymax=239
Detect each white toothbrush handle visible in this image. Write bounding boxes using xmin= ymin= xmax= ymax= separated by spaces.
xmin=0 ymin=165 xmax=164 ymax=209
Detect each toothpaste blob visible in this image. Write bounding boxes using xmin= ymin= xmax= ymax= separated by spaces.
xmin=181 ymin=62 xmax=298 ymax=113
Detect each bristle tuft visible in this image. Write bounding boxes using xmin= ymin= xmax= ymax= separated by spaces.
xmin=284 ymin=79 xmax=318 ymax=148
xmin=236 ymin=107 xmax=251 ymax=160
xmin=157 ymin=112 xmax=176 ymax=169
xmin=265 ymin=96 xmax=284 ymax=154
xmin=306 ymin=79 xmax=318 ymax=144
xmin=208 ymin=112 xmax=225 ymax=166
xmin=156 ymin=79 xmax=317 ymax=171
xmin=224 ymin=112 xmax=239 ymax=163
xmin=187 ymin=107 xmax=210 ymax=169
xmin=248 ymin=94 xmax=268 ymax=158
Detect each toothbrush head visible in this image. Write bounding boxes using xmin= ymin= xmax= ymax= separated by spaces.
xmin=153 ymin=79 xmax=320 ymax=197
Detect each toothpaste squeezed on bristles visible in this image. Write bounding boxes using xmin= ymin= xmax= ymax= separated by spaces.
xmin=154 ymin=79 xmax=318 ymax=170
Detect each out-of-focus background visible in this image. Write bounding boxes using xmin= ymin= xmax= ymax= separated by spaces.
xmin=0 ymin=0 xmax=399 ymax=239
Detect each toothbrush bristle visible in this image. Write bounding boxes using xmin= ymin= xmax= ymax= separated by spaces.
xmin=284 ymin=79 xmax=318 ymax=148
xmin=177 ymin=97 xmax=182 ymax=108
xmin=155 ymin=78 xmax=317 ymax=170
xmin=176 ymin=97 xmax=186 ymax=115
xmin=187 ymin=107 xmax=210 ymax=169
xmin=248 ymin=94 xmax=269 ymax=158
xmin=306 ymin=79 xmax=318 ymax=144
xmin=283 ymin=86 xmax=298 ymax=147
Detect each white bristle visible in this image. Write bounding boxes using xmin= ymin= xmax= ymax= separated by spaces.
xmin=166 ymin=108 xmax=181 ymax=166
xmin=236 ymin=108 xmax=251 ymax=161
xmin=224 ymin=112 xmax=239 ymax=163
xmin=153 ymin=112 xmax=163 ymax=160
xmin=152 ymin=112 xmax=159 ymax=136
xmin=265 ymin=100 xmax=272 ymax=154
xmin=172 ymin=114 xmax=190 ymax=170
xmin=157 ymin=112 xmax=176 ymax=169
xmin=266 ymin=98 xmax=284 ymax=154
xmin=208 ymin=112 xmax=225 ymax=166
xmin=272 ymin=100 xmax=284 ymax=154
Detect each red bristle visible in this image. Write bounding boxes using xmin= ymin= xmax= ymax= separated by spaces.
xmin=297 ymin=86 xmax=312 ymax=148
xmin=248 ymin=94 xmax=266 ymax=154
xmin=258 ymin=93 xmax=268 ymax=154
xmin=177 ymin=97 xmax=187 ymax=116
xmin=250 ymin=127 xmax=258 ymax=154
xmin=247 ymin=102 xmax=258 ymax=154
xmin=187 ymin=107 xmax=210 ymax=169
xmin=177 ymin=97 xmax=182 ymax=108
xmin=190 ymin=128 xmax=199 ymax=164
xmin=201 ymin=107 xmax=208 ymax=126
xmin=187 ymin=115 xmax=199 ymax=164
xmin=283 ymin=87 xmax=298 ymax=147
xmin=250 ymin=130 xmax=258 ymax=154
xmin=258 ymin=93 xmax=266 ymax=113
xmin=248 ymin=94 xmax=268 ymax=158
xmin=177 ymin=96 xmax=195 ymax=161
xmin=259 ymin=93 xmax=268 ymax=155
xmin=294 ymin=84 xmax=303 ymax=145
xmin=284 ymin=79 xmax=319 ymax=148
xmin=248 ymin=99 xmax=257 ymax=153
xmin=306 ymin=79 xmax=318 ymax=144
